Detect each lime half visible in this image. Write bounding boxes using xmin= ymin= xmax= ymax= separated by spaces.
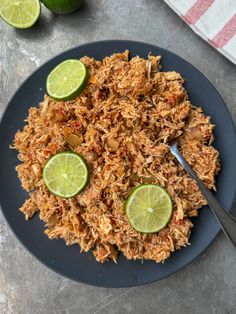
xmin=125 ymin=184 xmax=172 ymax=233
xmin=43 ymin=152 xmax=89 ymax=198
xmin=0 ymin=0 xmax=40 ymax=29
xmin=46 ymin=59 xmax=88 ymax=101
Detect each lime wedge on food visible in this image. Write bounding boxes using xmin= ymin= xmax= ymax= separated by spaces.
xmin=43 ymin=152 xmax=89 ymax=198
xmin=46 ymin=59 xmax=88 ymax=101
xmin=125 ymin=184 xmax=172 ymax=233
xmin=0 ymin=0 xmax=40 ymax=29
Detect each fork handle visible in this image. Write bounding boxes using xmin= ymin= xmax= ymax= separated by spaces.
xmin=170 ymin=143 xmax=236 ymax=246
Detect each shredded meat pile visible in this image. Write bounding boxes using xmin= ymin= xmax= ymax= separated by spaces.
xmin=13 ymin=51 xmax=220 ymax=263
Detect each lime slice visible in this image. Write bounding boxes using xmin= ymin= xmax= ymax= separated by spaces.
xmin=46 ymin=59 xmax=88 ymax=101
xmin=43 ymin=152 xmax=89 ymax=198
xmin=125 ymin=184 xmax=172 ymax=233
xmin=0 ymin=0 xmax=40 ymax=29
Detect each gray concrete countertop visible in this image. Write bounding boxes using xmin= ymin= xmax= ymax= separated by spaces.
xmin=0 ymin=1 xmax=236 ymax=313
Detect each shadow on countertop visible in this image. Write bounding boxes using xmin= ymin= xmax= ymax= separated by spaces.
xmin=14 ymin=1 xmax=92 ymax=41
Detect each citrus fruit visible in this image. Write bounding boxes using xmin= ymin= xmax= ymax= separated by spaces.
xmin=0 ymin=0 xmax=40 ymax=29
xmin=43 ymin=152 xmax=89 ymax=198
xmin=46 ymin=59 xmax=88 ymax=101
xmin=125 ymin=184 xmax=172 ymax=233
xmin=41 ymin=0 xmax=84 ymax=14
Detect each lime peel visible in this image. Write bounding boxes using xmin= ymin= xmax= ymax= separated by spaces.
xmin=41 ymin=0 xmax=84 ymax=14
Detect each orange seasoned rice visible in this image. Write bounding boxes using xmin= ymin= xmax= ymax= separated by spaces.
xmin=13 ymin=51 xmax=220 ymax=263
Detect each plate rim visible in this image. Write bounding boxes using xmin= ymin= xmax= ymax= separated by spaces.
xmin=0 ymin=39 xmax=236 ymax=287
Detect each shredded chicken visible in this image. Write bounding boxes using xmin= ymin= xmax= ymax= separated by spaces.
xmin=13 ymin=51 xmax=220 ymax=263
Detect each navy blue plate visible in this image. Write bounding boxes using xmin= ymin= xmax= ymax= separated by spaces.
xmin=0 ymin=40 xmax=236 ymax=287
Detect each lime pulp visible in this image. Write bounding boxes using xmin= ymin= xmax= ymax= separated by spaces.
xmin=46 ymin=59 xmax=88 ymax=101
xmin=0 ymin=0 xmax=40 ymax=29
xmin=125 ymin=184 xmax=172 ymax=233
xmin=43 ymin=152 xmax=89 ymax=198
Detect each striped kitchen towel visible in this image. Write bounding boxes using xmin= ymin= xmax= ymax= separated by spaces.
xmin=164 ymin=0 xmax=236 ymax=64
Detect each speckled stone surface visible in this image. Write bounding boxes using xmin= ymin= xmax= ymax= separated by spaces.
xmin=0 ymin=1 xmax=236 ymax=313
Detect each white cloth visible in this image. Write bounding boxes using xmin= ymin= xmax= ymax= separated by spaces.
xmin=164 ymin=0 xmax=236 ymax=64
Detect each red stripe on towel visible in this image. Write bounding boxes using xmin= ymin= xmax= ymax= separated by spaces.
xmin=209 ymin=13 xmax=236 ymax=48
xmin=183 ymin=0 xmax=214 ymax=24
